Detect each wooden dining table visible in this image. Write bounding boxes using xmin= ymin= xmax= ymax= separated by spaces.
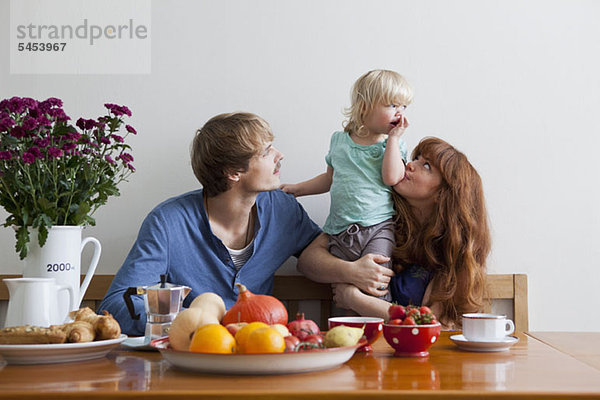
xmin=1 ymin=331 xmax=599 ymax=399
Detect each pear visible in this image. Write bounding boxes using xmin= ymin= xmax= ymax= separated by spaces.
xmin=324 ymin=325 xmax=364 ymax=348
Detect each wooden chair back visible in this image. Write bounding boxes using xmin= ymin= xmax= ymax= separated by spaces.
xmin=274 ymin=274 xmax=529 ymax=331
xmin=0 ymin=273 xmax=528 ymax=331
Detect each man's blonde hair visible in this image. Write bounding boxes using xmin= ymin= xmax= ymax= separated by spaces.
xmin=191 ymin=112 xmax=274 ymax=196
xmin=343 ymin=70 xmax=413 ymax=136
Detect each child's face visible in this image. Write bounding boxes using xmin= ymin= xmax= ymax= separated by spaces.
xmin=363 ymin=102 xmax=407 ymax=136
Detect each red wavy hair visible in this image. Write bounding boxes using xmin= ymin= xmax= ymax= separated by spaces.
xmin=393 ymin=137 xmax=491 ymax=327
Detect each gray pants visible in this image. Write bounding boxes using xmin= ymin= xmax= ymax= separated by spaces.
xmin=328 ymin=219 xmax=395 ymax=315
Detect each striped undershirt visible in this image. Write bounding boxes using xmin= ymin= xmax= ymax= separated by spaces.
xmin=225 ymin=238 xmax=255 ymax=270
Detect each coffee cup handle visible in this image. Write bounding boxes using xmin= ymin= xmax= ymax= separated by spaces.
xmin=57 ymin=284 xmax=75 ymax=323
xmin=79 ymin=237 xmax=101 ymax=306
xmin=505 ymin=319 xmax=515 ymax=335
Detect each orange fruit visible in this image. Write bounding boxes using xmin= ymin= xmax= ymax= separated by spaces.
xmin=234 ymin=321 xmax=269 ymax=353
xmin=188 ymin=324 xmax=235 ymax=354
xmin=244 ymin=326 xmax=285 ymax=354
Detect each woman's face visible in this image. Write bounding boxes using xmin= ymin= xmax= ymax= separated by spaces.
xmin=393 ymin=155 xmax=443 ymax=210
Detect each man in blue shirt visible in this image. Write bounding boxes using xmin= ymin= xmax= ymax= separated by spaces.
xmin=100 ymin=112 xmax=324 ymax=335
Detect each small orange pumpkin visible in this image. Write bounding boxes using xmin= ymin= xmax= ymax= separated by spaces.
xmin=221 ymin=283 xmax=288 ymax=326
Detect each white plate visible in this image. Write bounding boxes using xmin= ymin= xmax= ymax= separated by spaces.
xmin=151 ymin=337 xmax=366 ymax=375
xmin=450 ymin=334 xmax=519 ymax=352
xmin=0 ymin=334 xmax=127 ymax=365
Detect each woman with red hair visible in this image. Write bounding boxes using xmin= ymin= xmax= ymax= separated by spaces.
xmin=298 ymin=137 xmax=491 ymax=328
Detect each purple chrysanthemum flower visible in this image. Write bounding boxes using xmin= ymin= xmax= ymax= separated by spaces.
xmin=7 ymin=97 xmax=25 ymax=114
xmin=47 ymin=147 xmax=63 ymax=158
xmin=21 ymin=97 xmax=38 ymax=110
xmin=10 ymin=126 xmax=26 ymax=138
xmin=0 ymin=151 xmax=12 ymax=160
xmin=110 ymin=134 xmax=124 ymax=143
xmin=100 ymin=137 xmax=110 ymax=144
xmin=125 ymin=124 xmax=137 ymax=134
xmin=125 ymin=162 xmax=136 ymax=172
xmin=120 ymin=105 xmax=132 ymax=117
xmin=28 ymin=146 xmax=43 ymax=159
xmin=22 ymin=117 xmax=38 ymax=131
xmin=76 ymin=118 xmax=86 ymax=130
xmin=119 ymin=152 xmax=134 ymax=163
xmin=62 ymin=142 xmax=77 ymax=151
xmin=34 ymin=138 xmax=51 ymax=148
xmin=22 ymin=152 xmax=35 ymax=164
xmin=65 ymin=131 xmax=81 ymax=141
xmin=43 ymin=97 xmax=62 ymax=107
xmin=0 ymin=117 xmax=15 ymax=132
xmin=28 ymin=108 xmax=39 ymax=118
xmin=104 ymin=103 xmax=132 ymax=117
xmin=76 ymin=118 xmax=96 ymax=131
xmin=37 ymin=116 xmax=50 ymax=127
xmin=48 ymin=108 xmax=69 ymax=122
xmin=105 ymin=155 xmax=115 ymax=164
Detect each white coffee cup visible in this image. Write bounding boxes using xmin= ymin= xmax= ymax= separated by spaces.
xmin=462 ymin=313 xmax=515 ymax=342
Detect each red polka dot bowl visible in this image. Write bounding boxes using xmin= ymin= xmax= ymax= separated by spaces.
xmin=328 ymin=316 xmax=384 ymax=352
xmin=382 ymin=322 xmax=441 ymax=357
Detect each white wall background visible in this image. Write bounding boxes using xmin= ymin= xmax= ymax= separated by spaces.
xmin=1 ymin=0 xmax=599 ymax=331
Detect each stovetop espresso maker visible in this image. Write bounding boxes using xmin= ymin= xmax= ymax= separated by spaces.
xmin=124 ymin=275 xmax=191 ymax=341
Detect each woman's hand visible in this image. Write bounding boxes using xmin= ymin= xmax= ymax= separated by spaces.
xmin=349 ymin=253 xmax=394 ymax=296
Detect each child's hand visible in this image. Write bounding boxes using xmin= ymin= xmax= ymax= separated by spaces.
xmin=389 ymin=115 xmax=409 ymax=138
xmin=280 ymin=183 xmax=300 ymax=197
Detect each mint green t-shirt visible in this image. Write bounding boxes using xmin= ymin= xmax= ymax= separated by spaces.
xmin=323 ymin=131 xmax=407 ymax=235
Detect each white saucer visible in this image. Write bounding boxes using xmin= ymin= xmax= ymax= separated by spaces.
xmin=450 ymin=334 xmax=519 ymax=352
xmin=121 ymin=336 xmax=156 ymax=351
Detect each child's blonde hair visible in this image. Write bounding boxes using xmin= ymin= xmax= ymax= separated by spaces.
xmin=343 ymin=70 xmax=413 ymax=137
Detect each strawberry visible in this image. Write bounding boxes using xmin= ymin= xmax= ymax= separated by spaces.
xmin=402 ymin=316 xmax=417 ymax=325
xmin=388 ymin=318 xmax=404 ymax=325
xmin=419 ymin=306 xmax=432 ymax=315
xmin=406 ymin=308 xmax=421 ymax=323
xmin=420 ymin=312 xmax=435 ymax=324
xmin=388 ymin=304 xmax=406 ymax=320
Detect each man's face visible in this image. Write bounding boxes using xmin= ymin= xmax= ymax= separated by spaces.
xmin=239 ymin=142 xmax=284 ymax=193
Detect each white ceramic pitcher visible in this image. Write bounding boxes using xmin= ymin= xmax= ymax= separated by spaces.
xmin=22 ymin=226 xmax=101 ymax=322
xmin=3 ymin=278 xmax=75 ymax=328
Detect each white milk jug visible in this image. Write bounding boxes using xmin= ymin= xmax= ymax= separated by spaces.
xmin=22 ymin=226 xmax=101 ymax=322
xmin=3 ymin=278 xmax=74 ymax=328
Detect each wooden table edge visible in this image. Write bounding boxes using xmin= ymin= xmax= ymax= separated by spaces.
xmin=1 ymin=391 xmax=600 ymax=400
xmin=526 ymin=332 xmax=600 ymax=372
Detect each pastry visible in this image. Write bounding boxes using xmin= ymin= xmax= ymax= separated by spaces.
xmin=0 ymin=325 xmax=67 ymax=344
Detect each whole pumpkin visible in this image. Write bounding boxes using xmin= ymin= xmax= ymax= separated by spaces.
xmin=221 ymin=283 xmax=288 ymax=326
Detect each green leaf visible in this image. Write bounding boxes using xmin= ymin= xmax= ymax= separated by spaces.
xmin=16 ymin=225 xmax=30 ymax=260
xmin=38 ymin=223 xmax=48 ymax=247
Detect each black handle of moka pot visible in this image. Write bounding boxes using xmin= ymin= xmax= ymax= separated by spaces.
xmin=123 ymin=287 xmax=141 ymax=320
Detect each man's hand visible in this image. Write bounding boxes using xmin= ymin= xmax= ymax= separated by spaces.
xmin=332 ymin=283 xmax=360 ymax=310
xmin=349 ymin=253 xmax=394 ymax=296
